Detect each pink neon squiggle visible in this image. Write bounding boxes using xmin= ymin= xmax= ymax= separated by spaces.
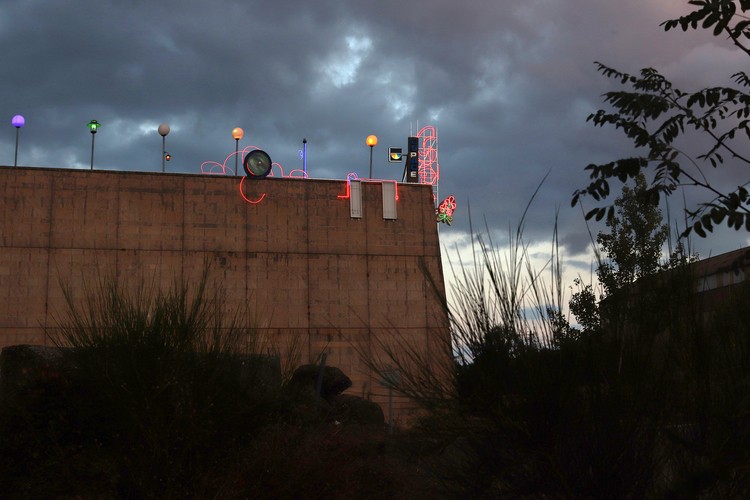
xmin=267 ymin=163 xmax=284 ymax=177
xmin=201 ymin=145 xmax=264 ymax=176
xmin=337 ymin=172 xmax=359 ymax=199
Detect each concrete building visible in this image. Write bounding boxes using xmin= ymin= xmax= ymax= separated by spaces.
xmin=0 ymin=166 xmax=450 ymax=421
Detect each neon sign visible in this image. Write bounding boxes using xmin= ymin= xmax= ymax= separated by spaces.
xmin=238 ymin=177 xmax=267 ymax=204
xmin=203 ymin=144 xmax=404 ymax=208
xmin=336 ymin=172 xmax=399 ymax=202
xmin=336 ymin=173 xmax=360 ymax=200
xmin=201 ymin=146 xmax=308 ymax=205
xmin=201 ymin=145 xmax=307 ymax=178
xmin=417 ymin=126 xmax=439 ymax=186
xmin=437 ymin=195 xmax=456 ymax=225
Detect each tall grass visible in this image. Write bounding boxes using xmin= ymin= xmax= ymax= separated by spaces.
xmin=361 ymin=178 xmax=565 ymax=411
xmin=51 ymin=266 xmax=260 ymax=355
xmin=1 ymin=266 xmax=283 ymax=498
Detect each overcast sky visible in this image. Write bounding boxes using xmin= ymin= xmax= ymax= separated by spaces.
xmin=4 ymin=0 xmax=750 ymax=286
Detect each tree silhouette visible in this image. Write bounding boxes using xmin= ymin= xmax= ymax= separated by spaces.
xmin=573 ymin=0 xmax=750 ymax=238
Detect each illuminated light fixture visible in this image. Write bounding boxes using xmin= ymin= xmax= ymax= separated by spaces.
xmin=87 ymin=120 xmax=100 ymax=170
xmin=87 ymin=119 xmax=101 ymax=133
xmin=366 ymin=134 xmax=378 ymax=178
xmin=12 ymin=114 xmax=25 ymax=167
xmin=232 ymin=127 xmax=244 ymax=177
xmin=388 ymin=147 xmax=403 ymax=162
xmin=158 ymin=123 xmax=170 ymax=172
xmin=243 ymin=149 xmax=272 ymax=178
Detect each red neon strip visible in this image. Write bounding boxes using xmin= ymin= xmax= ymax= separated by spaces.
xmin=239 ymin=176 xmax=267 ymax=204
xmin=337 ymin=172 xmax=359 ymax=199
xmin=336 ymin=174 xmax=399 ymax=202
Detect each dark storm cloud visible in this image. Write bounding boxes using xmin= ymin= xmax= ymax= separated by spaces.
xmin=3 ymin=0 xmax=748 ymax=264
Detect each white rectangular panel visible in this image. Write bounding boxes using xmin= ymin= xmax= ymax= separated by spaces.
xmin=350 ymin=180 xmax=362 ymax=218
xmin=382 ymin=182 xmax=397 ymax=220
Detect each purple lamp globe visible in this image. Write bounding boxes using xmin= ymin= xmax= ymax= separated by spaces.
xmin=12 ymin=115 xmax=25 ymax=128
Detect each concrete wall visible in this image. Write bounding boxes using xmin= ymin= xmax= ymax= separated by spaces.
xmin=0 ymin=166 xmax=449 ymax=421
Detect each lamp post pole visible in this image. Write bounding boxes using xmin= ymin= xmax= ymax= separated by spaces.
xmin=158 ymin=123 xmax=170 ymax=172
xmin=302 ymin=138 xmax=307 ymax=176
xmin=366 ymin=134 xmax=378 ymax=178
xmin=12 ymin=115 xmax=24 ymax=167
xmin=87 ymin=120 xmax=100 ymax=170
xmin=232 ymin=128 xmax=244 ymax=176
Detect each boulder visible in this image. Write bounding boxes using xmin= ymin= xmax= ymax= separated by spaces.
xmin=330 ymin=394 xmax=385 ymax=426
xmin=289 ymin=364 xmax=352 ymax=399
xmin=0 ymin=344 xmax=69 ymax=405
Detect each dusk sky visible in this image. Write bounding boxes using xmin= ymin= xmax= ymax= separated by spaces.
xmin=4 ymin=0 xmax=750 ymax=293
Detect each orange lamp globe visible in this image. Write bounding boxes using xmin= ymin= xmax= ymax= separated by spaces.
xmin=232 ymin=127 xmax=244 ymax=141
xmin=366 ymin=134 xmax=378 ymax=147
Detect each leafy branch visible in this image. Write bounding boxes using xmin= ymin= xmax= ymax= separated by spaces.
xmin=574 ymin=1 xmax=750 ymax=237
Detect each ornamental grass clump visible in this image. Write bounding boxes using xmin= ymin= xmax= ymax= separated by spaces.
xmin=1 ymin=267 xmax=278 ymax=498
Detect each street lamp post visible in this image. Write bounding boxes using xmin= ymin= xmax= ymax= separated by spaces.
xmin=232 ymin=127 xmax=244 ymax=176
xmin=87 ymin=120 xmax=100 ymax=170
xmin=12 ymin=115 xmax=25 ymax=167
xmin=158 ymin=123 xmax=170 ymax=172
xmin=366 ymin=134 xmax=378 ymax=178
xmin=302 ymin=138 xmax=307 ymax=176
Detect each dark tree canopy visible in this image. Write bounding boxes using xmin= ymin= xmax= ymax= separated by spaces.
xmin=596 ymin=174 xmax=669 ymax=296
xmin=569 ymin=174 xmax=669 ymax=333
xmin=573 ymin=0 xmax=750 ymax=238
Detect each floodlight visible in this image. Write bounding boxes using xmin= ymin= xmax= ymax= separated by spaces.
xmin=243 ymin=149 xmax=272 ymax=178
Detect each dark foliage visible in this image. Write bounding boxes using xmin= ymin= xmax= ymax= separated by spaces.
xmin=573 ymin=1 xmax=750 ymax=238
xmin=0 ymin=272 xmax=434 ymax=498
xmin=396 ymin=260 xmax=750 ymax=498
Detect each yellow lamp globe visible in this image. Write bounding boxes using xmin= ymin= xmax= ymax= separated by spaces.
xmin=366 ymin=134 xmax=378 ymax=147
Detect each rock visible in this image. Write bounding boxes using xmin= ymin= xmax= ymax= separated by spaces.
xmin=330 ymin=394 xmax=385 ymax=426
xmin=289 ymin=364 xmax=352 ymax=399
xmin=0 ymin=344 xmax=69 ymax=404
